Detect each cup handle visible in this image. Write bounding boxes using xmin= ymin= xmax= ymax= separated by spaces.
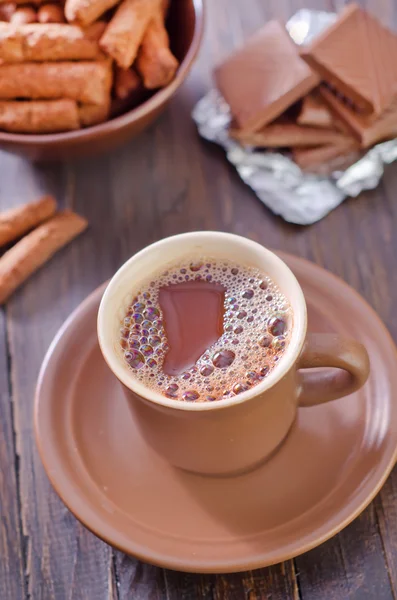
xmin=297 ymin=333 xmax=370 ymax=407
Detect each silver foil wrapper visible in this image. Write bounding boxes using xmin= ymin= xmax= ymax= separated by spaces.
xmin=192 ymin=10 xmax=397 ymax=225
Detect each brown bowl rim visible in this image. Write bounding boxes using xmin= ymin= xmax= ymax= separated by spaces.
xmin=0 ymin=0 xmax=205 ymax=146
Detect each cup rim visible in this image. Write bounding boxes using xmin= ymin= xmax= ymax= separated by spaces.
xmin=97 ymin=232 xmax=307 ymax=411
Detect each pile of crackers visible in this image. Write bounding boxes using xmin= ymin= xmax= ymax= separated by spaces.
xmin=215 ymin=4 xmax=397 ymax=173
xmin=0 ymin=0 xmax=178 ymax=133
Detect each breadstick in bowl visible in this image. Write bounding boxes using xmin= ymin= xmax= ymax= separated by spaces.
xmin=136 ymin=13 xmax=178 ymax=88
xmin=114 ymin=66 xmax=141 ymax=99
xmin=10 ymin=6 xmax=37 ymax=24
xmin=37 ymin=3 xmax=65 ymax=23
xmin=100 ymin=0 xmax=158 ymax=69
xmin=0 ymin=99 xmax=80 ymax=133
xmin=0 ymin=3 xmax=16 ymax=22
xmin=78 ymin=99 xmax=110 ymax=127
xmin=0 ymin=210 xmax=87 ymax=303
xmin=65 ymin=0 xmax=119 ymax=26
xmin=0 ymin=59 xmax=112 ymax=105
xmin=0 ymin=23 xmax=102 ymax=62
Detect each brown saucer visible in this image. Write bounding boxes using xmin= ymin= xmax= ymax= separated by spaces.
xmin=34 ymin=253 xmax=397 ymax=573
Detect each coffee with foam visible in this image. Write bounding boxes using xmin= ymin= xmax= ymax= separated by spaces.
xmin=119 ymin=258 xmax=292 ymax=402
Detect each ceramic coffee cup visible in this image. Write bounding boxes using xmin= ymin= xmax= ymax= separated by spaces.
xmin=98 ymin=232 xmax=370 ymax=476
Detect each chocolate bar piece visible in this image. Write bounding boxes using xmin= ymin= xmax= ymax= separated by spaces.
xmin=320 ymin=86 xmax=397 ymax=148
xmin=292 ymin=138 xmax=360 ymax=172
xmin=214 ymin=21 xmax=320 ymax=132
xmin=297 ymin=92 xmax=334 ymax=128
xmin=300 ymin=4 xmax=397 ymax=116
xmin=230 ymin=121 xmax=349 ymax=148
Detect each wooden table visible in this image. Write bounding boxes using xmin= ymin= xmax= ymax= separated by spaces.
xmin=1 ymin=0 xmax=397 ymax=598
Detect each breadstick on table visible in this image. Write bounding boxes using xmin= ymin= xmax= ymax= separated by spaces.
xmin=0 ymin=23 xmax=102 ymax=62
xmin=0 ymin=195 xmax=56 ymax=246
xmin=0 ymin=99 xmax=80 ymax=132
xmin=0 ymin=211 xmax=88 ymax=303
xmin=136 ymin=13 xmax=178 ymax=88
xmin=65 ymin=0 xmax=119 ymax=26
xmin=100 ymin=0 xmax=159 ymax=69
xmin=0 ymin=59 xmax=112 ymax=105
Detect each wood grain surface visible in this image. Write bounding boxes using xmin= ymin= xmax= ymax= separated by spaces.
xmin=1 ymin=0 xmax=397 ymax=599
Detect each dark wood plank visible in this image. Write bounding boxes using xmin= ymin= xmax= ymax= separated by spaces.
xmin=0 ymin=307 xmax=25 ymax=600
xmin=113 ymin=553 xmax=165 ymax=599
xmin=163 ymin=563 xmax=299 ymax=600
xmin=1 ymin=153 xmax=113 ymax=600
xmin=295 ymin=508 xmax=395 ymax=600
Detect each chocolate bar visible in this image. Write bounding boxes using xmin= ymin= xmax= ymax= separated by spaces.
xmin=297 ymin=92 xmax=334 ymax=129
xmin=320 ymin=86 xmax=397 ymax=148
xmin=292 ymin=138 xmax=360 ymax=172
xmin=214 ymin=21 xmax=320 ymax=132
xmin=230 ymin=121 xmax=349 ymax=148
xmin=300 ymin=4 xmax=397 ymax=116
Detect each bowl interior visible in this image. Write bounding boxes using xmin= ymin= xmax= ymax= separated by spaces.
xmin=168 ymin=0 xmax=198 ymax=63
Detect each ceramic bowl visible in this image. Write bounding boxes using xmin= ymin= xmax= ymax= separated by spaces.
xmin=0 ymin=0 xmax=204 ymax=161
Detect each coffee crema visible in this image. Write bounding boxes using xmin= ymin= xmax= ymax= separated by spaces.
xmin=119 ymin=259 xmax=292 ymax=402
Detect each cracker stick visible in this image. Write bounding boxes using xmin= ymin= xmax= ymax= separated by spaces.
xmin=37 ymin=3 xmax=65 ymax=23
xmin=136 ymin=13 xmax=178 ymax=88
xmin=0 ymin=99 xmax=79 ymax=132
xmin=65 ymin=0 xmax=119 ymax=26
xmin=0 ymin=3 xmax=16 ymax=22
xmin=0 ymin=195 xmax=56 ymax=246
xmin=0 ymin=0 xmax=46 ymax=4
xmin=0 ymin=211 xmax=87 ymax=303
xmin=10 ymin=6 xmax=36 ymax=23
xmin=78 ymin=98 xmax=110 ymax=126
xmin=100 ymin=0 xmax=159 ymax=69
xmin=84 ymin=20 xmax=106 ymax=41
xmin=114 ymin=66 xmax=141 ymax=99
xmin=0 ymin=23 xmax=101 ymax=62
xmin=160 ymin=0 xmax=169 ymax=14
xmin=0 ymin=59 xmax=112 ymax=105
xmin=110 ymin=69 xmax=147 ymax=116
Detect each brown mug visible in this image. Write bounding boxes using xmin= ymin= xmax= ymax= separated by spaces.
xmin=97 ymin=232 xmax=370 ymax=476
